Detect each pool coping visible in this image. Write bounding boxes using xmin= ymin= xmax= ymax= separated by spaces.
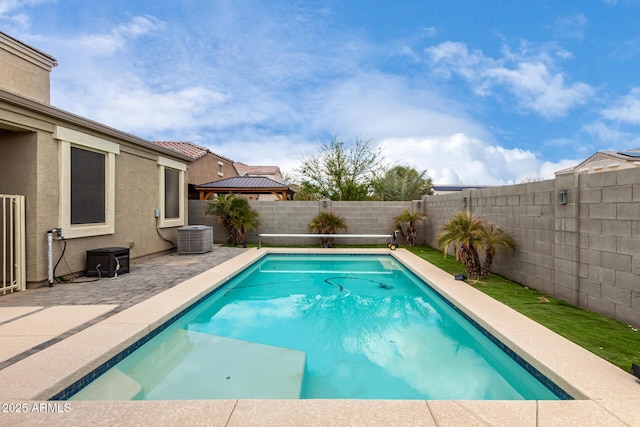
xmin=1 ymin=248 xmax=639 ymax=426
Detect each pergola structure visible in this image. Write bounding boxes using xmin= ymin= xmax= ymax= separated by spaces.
xmin=195 ymin=176 xmax=295 ymax=201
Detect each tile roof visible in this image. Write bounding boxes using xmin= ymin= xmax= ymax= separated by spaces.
xmin=197 ymin=176 xmax=291 ymax=190
xmin=154 ymin=141 xmax=235 ymax=163
xmin=234 ymin=162 xmax=281 ymax=176
xmin=154 ymin=141 xmax=208 ymax=160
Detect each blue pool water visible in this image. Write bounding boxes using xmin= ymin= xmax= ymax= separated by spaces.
xmin=69 ymin=254 xmax=564 ymax=400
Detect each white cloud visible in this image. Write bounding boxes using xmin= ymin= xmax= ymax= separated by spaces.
xmin=70 ymin=16 xmax=163 ymax=56
xmin=99 ymin=86 xmax=225 ymax=134
xmin=17 ymin=4 xmax=591 ymax=186
xmin=426 ymin=41 xmax=594 ymax=118
xmin=422 ymin=26 xmax=438 ymax=38
xmin=310 ymin=71 xmax=489 ymax=140
xmin=379 ymin=133 xmax=575 ymax=185
xmin=539 ymin=159 xmax=579 ymax=177
xmin=554 ymin=14 xmax=588 ymax=41
xmin=485 ymin=62 xmax=593 ymax=117
xmin=583 ymin=121 xmax=632 ymax=141
xmin=0 ymin=0 xmax=51 ymax=15
xmin=0 ymin=0 xmax=53 ymax=30
xmin=602 ymin=87 xmax=640 ymax=124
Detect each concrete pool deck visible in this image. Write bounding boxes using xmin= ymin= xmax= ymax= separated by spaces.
xmin=0 ymin=247 xmax=638 ymax=426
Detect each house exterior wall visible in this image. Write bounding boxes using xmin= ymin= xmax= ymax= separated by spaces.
xmin=0 ymin=98 xmax=190 ymax=286
xmin=0 ymin=130 xmax=37 ymax=197
xmin=50 ymin=144 xmax=186 ymax=277
xmin=0 ymin=36 xmax=54 ymax=104
xmin=558 ymin=153 xmax=640 ymax=175
xmin=188 ymin=155 xmax=237 ymax=186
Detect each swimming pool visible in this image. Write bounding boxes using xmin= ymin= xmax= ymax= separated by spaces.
xmin=67 ymin=253 xmax=567 ymax=400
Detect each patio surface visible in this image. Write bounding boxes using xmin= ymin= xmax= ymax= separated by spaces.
xmin=0 ymin=246 xmax=248 ymax=371
xmin=0 ymin=247 xmax=639 ymax=426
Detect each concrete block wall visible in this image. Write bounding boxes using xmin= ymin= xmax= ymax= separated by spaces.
xmin=422 ymin=181 xmax=557 ymax=295
xmin=189 ymin=200 xmax=414 ymax=247
xmin=575 ymin=168 xmax=640 ymax=326
xmin=422 ymin=169 xmax=640 ymax=327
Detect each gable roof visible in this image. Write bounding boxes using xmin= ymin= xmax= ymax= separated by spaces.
xmin=234 ymin=162 xmax=282 ymax=177
xmin=197 ymin=176 xmax=290 ymax=189
xmin=555 ymin=148 xmax=640 ymax=175
xmin=194 ymin=176 xmax=295 ymax=201
xmin=154 ymin=141 xmax=235 ymax=163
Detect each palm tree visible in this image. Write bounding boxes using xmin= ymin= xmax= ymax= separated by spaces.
xmin=437 ymin=211 xmax=486 ymax=279
xmin=479 ymin=223 xmax=517 ymax=278
xmin=233 ymin=203 xmax=261 ymax=245
xmin=205 ymin=194 xmax=260 ymax=246
xmin=392 ymin=210 xmax=427 ymax=246
xmin=373 ymin=165 xmax=433 ymax=200
xmin=308 ymin=212 xmax=347 ymax=247
xmin=437 ymin=211 xmax=516 ymax=280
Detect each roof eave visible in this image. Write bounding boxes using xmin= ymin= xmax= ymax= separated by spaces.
xmin=0 ymin=89 xmax=192 ymax=162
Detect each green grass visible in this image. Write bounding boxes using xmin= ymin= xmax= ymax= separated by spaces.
xmin=407 ymin=245 xmax=640 ymax=372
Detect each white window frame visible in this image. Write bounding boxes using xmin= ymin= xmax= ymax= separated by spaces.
xmin=56 ymin=126 xmax=119 ymax=239
xmin=158 ymin=156 xmax=186 ymax=228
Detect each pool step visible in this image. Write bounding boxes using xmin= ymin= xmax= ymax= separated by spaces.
xmin=72 ymin=330 xmax=306 ymax=400
xmin=70 ymin=367 xmax=143 ymax=400
xmin=171 ymin=331 xmax=307 ymax=399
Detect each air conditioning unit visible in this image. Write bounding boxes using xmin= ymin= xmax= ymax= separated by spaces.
xmin=177 ymin=225 xmax=213 ymax=254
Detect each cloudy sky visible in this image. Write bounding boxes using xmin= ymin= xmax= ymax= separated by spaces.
xmin=3 ymin=0 xmax=640 ymax=184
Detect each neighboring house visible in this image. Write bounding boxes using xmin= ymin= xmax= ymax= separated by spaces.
xmin=154 ymin=141 xmax=237 ymax=199
xmin=195 ymin=176 xmax=295 ymax=201
xmin=234 ymin=162 xmax=284 ymax=183
xmin=555 ymin=149 xmax=640 ymax=175
xmin=155 ymin=142 xmax=290 ymax=201
xmin=0 ymin=32 xmax=191 ymax=287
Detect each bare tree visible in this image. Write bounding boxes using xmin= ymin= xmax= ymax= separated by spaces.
xmin=295 ymin=136 xmax=385 ymax=201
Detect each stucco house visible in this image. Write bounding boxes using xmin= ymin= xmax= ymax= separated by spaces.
xmin=0 ymin=32 xmax=191 ymax=288
xmin=234 ymin=162 xmax=284 ymax=183
xmin=154 ymin=141 xmax=237 ymax=199
xmin=156 ymin=141 xmax=290 ymax=201
xmin=555 ymin=148 xmax=640 ymax=175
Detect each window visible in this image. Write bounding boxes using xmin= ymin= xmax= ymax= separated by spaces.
xmin=71 ymin=147 xmax=105 ymax=224
xmin=218 ymin=160 xmax=224 ymax=176
xmin=56 ymin=126 xmax=119 ymax=239
xmin=164 ymin=168 xmax=180 ymax=219
xmin=158 ymin=157 xmax=186 ymax=227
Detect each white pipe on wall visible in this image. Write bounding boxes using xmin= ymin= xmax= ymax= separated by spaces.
xmin=47 ymin=230 xmax=53 ymax=287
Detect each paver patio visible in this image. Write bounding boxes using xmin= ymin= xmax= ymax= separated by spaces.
xmin=0 ymin=247 xmax=248 ymax=370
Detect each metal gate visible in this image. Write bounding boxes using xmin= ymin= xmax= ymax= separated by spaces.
xmin=1 ymin=195 xmax=26 ymax=294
